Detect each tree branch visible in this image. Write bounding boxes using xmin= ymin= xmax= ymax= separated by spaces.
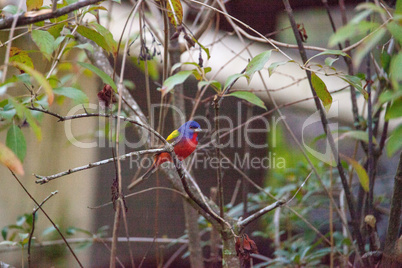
xmin=0 ymin=0 xmax=106 ymax=30
xmin=384 ymin=152 xmax=402 ymax=255
xmin=34 ymin=148 xmax=166 ymax=184
xmin=237 ymin=200 xmax=285 ymax=230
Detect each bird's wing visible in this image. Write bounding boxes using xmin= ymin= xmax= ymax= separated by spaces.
xmin=166 ymin=129 xmax=181 ymax=143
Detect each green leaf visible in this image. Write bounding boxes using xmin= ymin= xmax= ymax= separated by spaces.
xmin=268 ymin=61 xmax=288 ymax=76
xmin=198 ymin=80 xmax=221 ymax=93
xmin=53 ymin=87 xmax=89 ymax=104
xmin=42 ymin=226 xmax=57 ymax=237
xmin=17 ymin=73 xmax=33 ymax=86
xmin=26 ymin=0 xmax=43 ymax=11
xmin=53 ymin=36 xmax=66 ymax=50
xmin=385 ymin=97 xmax=402 ymax=120
xmin=77 ymin=62 xmax=116 ymax=91
xmin=354 ymin=28 xmax=386 ymax=69
xmin=76 ymin=25 xmax=110 ymax=53
xmin=90 ymin=22 xmax=117 ymax=54
xmin=75 ymin=43 xmax=94 ymax=54
xmin=324 ymin=57 xmax=339 ymax=66
xmin=192 ymin=37 xmax=210 ymax=59
xmin=11 ymin=62 xmax=54 ymax=105
xmin=245 ymin=50 xmax=272 ymax=83
xmin=2 ymin=226 xmax=9 ymax=240
xmin=47 ymin=23 xmax=66 ymax=39
xmin=66 ymin=227 xmax=92 ymax=237
xmin=305 ymin=50 xmax=349 ymax=66
xmin=0 ymin=100 xmax=16 ymax=120
xmin=389 ymin=52 xmax=402 ymax=91
xmin=341 ymin=155 xmax=369 ymax=192
xmin=159 ymin=70 xmax=193 ymax=96
xmin=31 ymin=30 xmax=55 ymax=60
xmin=19 ymin=233 xmax=29 ymax=244
xmin=9 ymin=98 xmax=42 ymax=141
xmin=356 ymin=3 xmax=386 ymax=14
xmin=397 ymin=0 xmax=402 ymax=14
xmin=387 ymin=21 xmax=402 ymax=46
xmin=6 ymin=124 xmax=26 ymax=163
xmin=337 ymin=130 xmax=377 ymax=144
xmin=387 ymin=124 xmax=402 ymax=157
xmin=2 ymin=5 xmax=19 ymax=14
xmin=378 ymin=90 xmax=402 ymax=105
xmin=227 ymin=91 xmax=267 ymax=110
xmin=340 ymin=75 xmax=369 ymax=99
xmin=224 ymin=73 xmax=245 ymax=90
xmin=0 ymin=142 xmax=24 ymax=176
xmin=329 ymin=21 xmax=379 ymax=47
xmin=311 ymin=72 xmax=332 ymax=112
xmin=380 ymin=50 xmax=392 ymax=73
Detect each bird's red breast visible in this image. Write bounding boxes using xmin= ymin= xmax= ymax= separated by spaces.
xmin=154 ymin=132 xmax=199 ymax=166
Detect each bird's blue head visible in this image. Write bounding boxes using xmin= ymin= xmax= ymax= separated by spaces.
xmin=178 ymin=121 xmax=202 ymax=140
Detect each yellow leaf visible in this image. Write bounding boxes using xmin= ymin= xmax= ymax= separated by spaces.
xmin=311 ymin=72 xmax=332 ymax=112
xmin=166 ymin=0 xmax=183 ymax=27
xmin=341 ymin=154 xmax=369 ymax=192
xmin=0 ymin=142 xmax=24 ymax=176
xmin=26 ymin=0 xmax=43 ymax=11
xmin=9 ymin=47 xmax=34 ymax=69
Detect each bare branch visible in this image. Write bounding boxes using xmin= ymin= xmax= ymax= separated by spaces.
xmin=237 ymin=200 xmax=286 ymax=229
xmin=0 ymin=0 xmax=106 ymax=30
xmin=34 ymin=148 xmax=166 ymax=184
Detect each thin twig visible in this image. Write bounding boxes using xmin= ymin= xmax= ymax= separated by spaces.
xmin=9 ymin=170 xmax=83 ymax=267
xmin=34 ymin=148 xmax=166 ymax=184
xmin=89 ymin=187 xmax=188 ymax=209
xmin=27 ymin=108 xmax=165 ymax=144
xmin=28 ymin=191 xmax=58 ymax=268
xmin=110 ymin=1 xmax=140 ymax=266
xmin=322 ymin=0 xmax=360 ymax=129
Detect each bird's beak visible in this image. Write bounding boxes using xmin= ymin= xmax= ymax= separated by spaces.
xmin=194 ymin=128 xmax=202 ymax=133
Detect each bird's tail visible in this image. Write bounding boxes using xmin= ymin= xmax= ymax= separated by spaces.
xmin=127 ymin=162 xmax=157 ymax=190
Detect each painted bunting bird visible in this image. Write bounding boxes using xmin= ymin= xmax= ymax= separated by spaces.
xmin=128 ymin=121 xmax=201 ymax=189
